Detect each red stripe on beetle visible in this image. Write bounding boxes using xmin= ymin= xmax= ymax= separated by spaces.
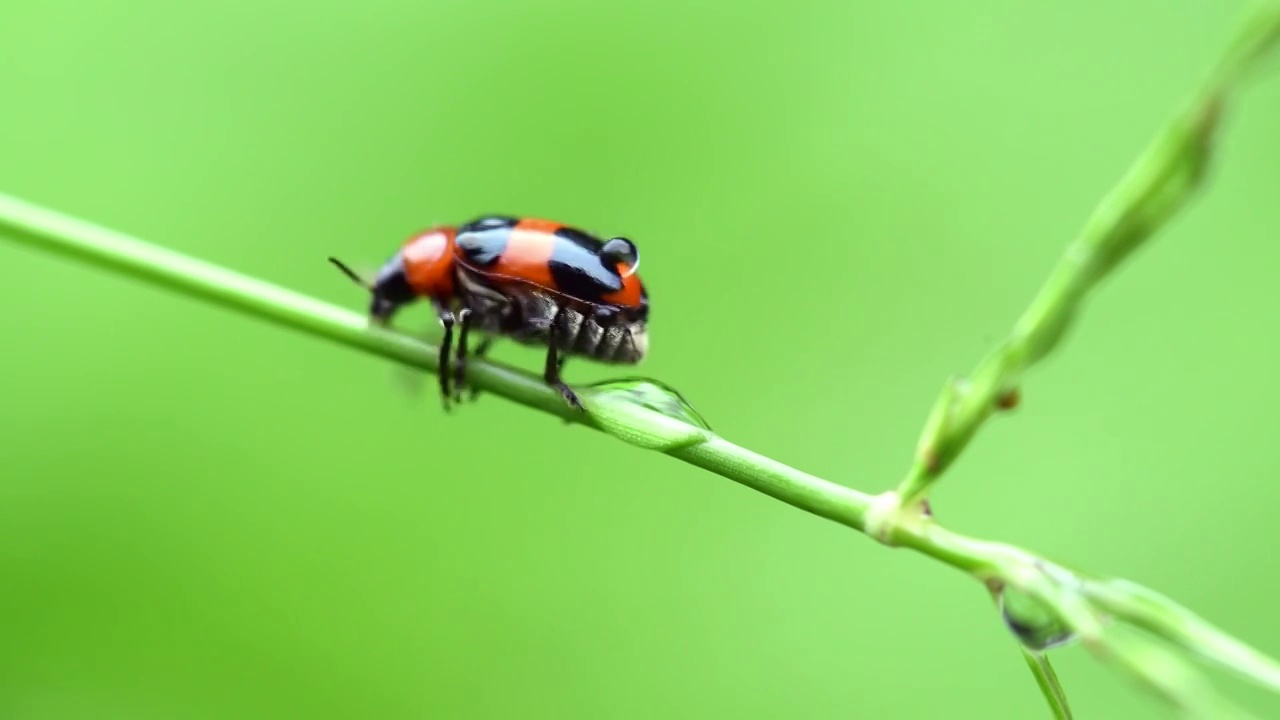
xmin=488 ymin=218 xmax=560 ymax=291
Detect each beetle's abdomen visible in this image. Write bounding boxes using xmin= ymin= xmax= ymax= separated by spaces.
xmin=546 ymin=300 xmax=648 ymax=364
xmin=456 ymin=268 xmax=647 ymax=364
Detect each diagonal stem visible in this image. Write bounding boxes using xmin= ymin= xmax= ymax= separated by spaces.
xmin=1022 ymin=648 xmax=1073 ymax=720
xmin=4 ymin=6 xmax=1280 ymax=715
xmin=6 ymin=188 xmax=1279 ymax=716
xmin=0 ymin=190 xmax=876 ymax=531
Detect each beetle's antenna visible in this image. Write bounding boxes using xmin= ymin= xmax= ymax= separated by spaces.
xmin=328 ymin=257 xmax=372 ymax=290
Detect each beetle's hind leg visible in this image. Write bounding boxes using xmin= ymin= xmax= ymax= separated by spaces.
xmin=545 ymin=308 xmax=583 ymax=411
xmin=544 ymin=342 xmax=581 ymax=411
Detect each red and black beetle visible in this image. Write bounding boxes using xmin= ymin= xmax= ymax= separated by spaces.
xmin=329 ymin=215 xmax=649 ymax=411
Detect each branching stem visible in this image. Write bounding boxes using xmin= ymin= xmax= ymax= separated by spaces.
xmin=5 ymin=5 xmax=1280 ymax=716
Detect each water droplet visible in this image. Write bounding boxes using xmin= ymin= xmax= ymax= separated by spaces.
xmin=586 ymin=377 xmax=713 ymax=431
xmin=999 ymin=586 xmax=1078 ymax=652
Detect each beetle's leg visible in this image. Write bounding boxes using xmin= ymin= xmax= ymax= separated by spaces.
xmin=453 ymin=308 xmax=476 ymax=403
xmin=431 ymin=300 xmax=456 ymax=411
xmin=545 ymin=308 xmax=583 ymax=411
xmin=467 ymin=296 xmax=524 ymax=402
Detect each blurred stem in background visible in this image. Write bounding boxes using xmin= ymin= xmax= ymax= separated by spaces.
xmin=890 ymin=3 xmax=1280 ymax=510
xmin=4 ymin=4 xmax=1280 ymax=718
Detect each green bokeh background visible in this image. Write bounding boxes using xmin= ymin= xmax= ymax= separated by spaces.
xmin=4 ymin=1 xmax=1280 ymax=717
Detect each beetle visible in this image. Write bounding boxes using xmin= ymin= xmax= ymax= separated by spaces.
xmin=329 ymin=215 xmax=649 ymax=411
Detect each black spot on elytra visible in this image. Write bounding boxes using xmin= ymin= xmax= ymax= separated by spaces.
xmin=549 ymin=226 xmax=623 ymax=302
xmin=459 ymin=215 xmax=518 ymax=233
xmin=455 ymin=216 xmax=516 ymax=267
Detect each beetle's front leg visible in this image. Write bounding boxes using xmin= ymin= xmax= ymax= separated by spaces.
xmin=431 ymin=299 xmax=456 ymax=411
xmin=452 ymin=308 xmax=473 ymax=403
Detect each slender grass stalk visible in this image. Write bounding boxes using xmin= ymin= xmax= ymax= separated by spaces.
xmin=5 ymin=4 xmax=1280 ymax=716
xmin=891 ymin=2 xmax=1280 ymax=510
xmin=1022 ymin=649 xmax=1072 ymax=720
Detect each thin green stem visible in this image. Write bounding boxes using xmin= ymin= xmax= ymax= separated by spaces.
xmin=5 ymin=5 xmax=1280 ymax=714
xmin=1022 ymin=649 xmax=1073 ymax=720
xmin=893 ymin=3 xmax=1280 ymax=508
xmin=2 ymin=187 xmax=1271 ymax=714
xmin=0 ymin=191 xmax=876 ymax=534
xmin=0 ymin=193 xmax=1101 ymax=576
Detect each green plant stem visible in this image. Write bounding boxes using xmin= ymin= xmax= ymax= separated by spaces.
xmin=3 ymin=187 xmax=1267 ymax=714
xmin=891 ymin=3 xmax=1280 ymax=508
xmin=1022 ymin=649 xmax=1073 ymax=720
xmin=0 ymin=194 xmax=1120 ymax=707
xmin=0 ymin=187 xmax=1116 ymax=607
xmin=5 ymin=7 xmax=1280 ymax=715
xmin=0 ymin=192 xmax=876 ymax=528
xmin=0 ymin=193 xmax=1108 ymax=579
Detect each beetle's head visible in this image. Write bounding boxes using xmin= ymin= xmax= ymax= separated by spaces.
xmin=329 ymin=256 xmax=412 ymax=326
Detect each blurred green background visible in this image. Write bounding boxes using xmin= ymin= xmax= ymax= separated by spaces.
xmin=3 ymin=1 xmax=1280 ymax=717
